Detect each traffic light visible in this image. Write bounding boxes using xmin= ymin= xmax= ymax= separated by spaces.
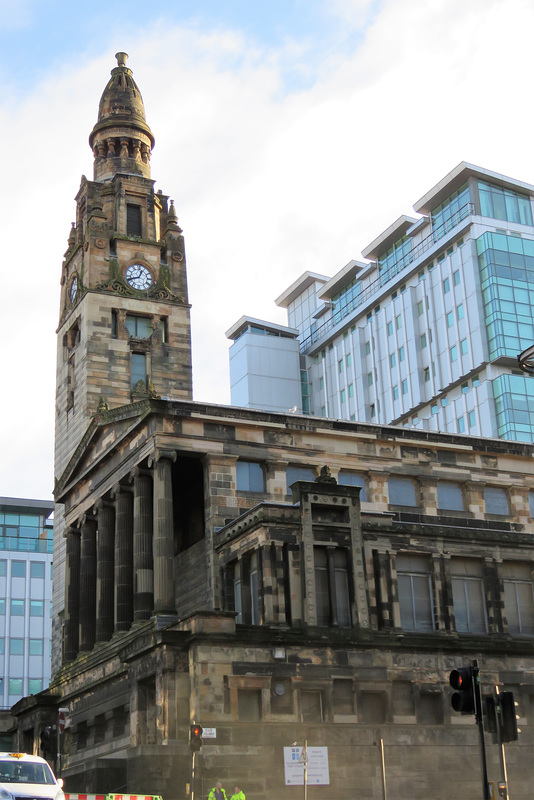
xmin=499 ymin=692 xmax=519 ymax=743
xmin=189 ymin=723 xmax=203 ymax=752
xmin=450 ymin=666 xmax=475 ymax=714
xmin=483 ymin=695 xmax=498 ymax=740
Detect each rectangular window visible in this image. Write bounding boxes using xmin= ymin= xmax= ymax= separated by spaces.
xmin=286 ymin=466 xmax=315 ymax=492
xmin=453 ymin=270 xmax=461 ymax=286
xmin=392 ymin=385 xmax=399 ymax=401
xmin=126 ymin=204 xmax=142 ymax=236
xmin=364 ymin=341 xmax=370 ymax=355
xmin=437 ymin=482 xmax=465 ymax=511
xmin=338 ymin=359 xmax=343 ymax=373
xmin=469 ymin=410 xmax=476 ymax=428
xmin=319 ymin=376 xmax=324 ymax=390
xmin=503 ymin=562 xmax=534 ymax=635
xmin=126 ymin=315 xmax=153 ymax=339
xmin=484 ymin=486 xmax=509 ymax=515
xmin=28 ymin=679 xmax=43 ymax=694
xmin=338 ymin=471 xmax=366 ymax=501
xmin=447 ymin=311 xmax=454 ymax=328
xmin=346 ymin=353 xmax=352 ymax=367
xmin=12 ymin=561 xmax=25 ymax=578
xmin=457 ymin=304 xmax=464 ymax=320
xmin=131 ymin=352 xmax=147 ymax=390
xmin=8 ymin=679 xmax=22 ymax=696
xmin=397 ymin=554 xmax=434 ymax=631
xmin=333 ymin=680 xmax=353 ymax=715
xmin=387 ymin=321 xmax=393 ymax=336
xmin=348 ymin=383 xmax=354 ymax=398
xmin=399 ymin=346 xmax=405 ymax=362
xmin=370 ymin=404 xmax=375 ymax=418
xmin=340 ymin=389 xmax=346 ymax=403
xmin=417 ymin=301 xmax=424 ymax=316
xmin=238 ymin=689 xmax=262 ymax=721
xmin=30 ymin=561 xmax=45 ymax=579
xmin=461 ymin=382 xmax=468 ymax=394
xmin=451 ymin=559 xmax=488 ymax=633
xmin=236 ymin=461 xmax=265 ymax=492
xmin=443 ymin=277 xmax=450 ymax=294
xmin=9 ymin=638 xmax=23 ymax=655
xmin=0 ymin=600 xmax=4 ymax=615
xmin=30 ymin=600 xmax=44 ymax=617
xmin=29 ymin=639 xmax=43 ymax=656
xmin=396 ymin=315 xmax=402 ymax=330
xmin=450 ymin=345 xmax=458 ymax=362
xmin=431 ymin=404 xmax=438 ymax=414
xmin=424 ymin=367 xmax=430 ymax=382
xmin=461 ymin=338 xmax=468 ymax=355
xmin=367 ymin=372 xmax=373 ymax=386
xmin=314 ymin=547 xmax=351 ymax=627
xmin=0 ymin=560 xmax=5 ymax=577
xmin=421 ymin=333 xmax=427 ymax=349
xmin=389 ymin=476 xmax=416 ymax=506
xmin=402 ymin=379 xmax=408 ymax=395
xmin=390 ymin=353 xmax=396 ymax=368
xmin=301 ymin=690 xmax=323 ymax=723
xmin=10 ymin=600 xmax=24 ymax=616
xmin=457 ymin=416 xmax=465 ymax=433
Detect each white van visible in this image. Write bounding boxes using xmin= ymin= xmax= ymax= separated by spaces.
xmin=0 ymin=753 xmax=65 ymax=800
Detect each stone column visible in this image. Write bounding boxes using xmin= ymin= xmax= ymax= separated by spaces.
xmin=114 ymin=485 xmax=134 ymax=632
xmin=150 ymin=450 xmax=176 ymax=615
xmin=79 ymin=514 xmax=97 ymax=653
xmin=64 ymin=526 xmax=81 ymax=661
xmin=95 ymin=501 xmax=115 ymax=643
xmin=133 ymin=469 xmax=154 ymax=621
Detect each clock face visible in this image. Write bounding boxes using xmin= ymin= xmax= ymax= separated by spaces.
xmin=125 ymin=264 xmax=153 ymax=290
xmin=69 ymin=276 xmax=78 ymax=303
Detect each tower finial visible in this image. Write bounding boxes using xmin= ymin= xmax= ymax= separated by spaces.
xmin=115 ymin=52 xmax=128 ymax=67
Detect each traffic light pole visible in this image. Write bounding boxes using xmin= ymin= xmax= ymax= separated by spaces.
xmin=472 ymin=661 xmax=490 ymax=800
xmin=494 ymin=686 xmax=509 ymax=800
xmin=191 ymin=751 xmax=196 ymax=800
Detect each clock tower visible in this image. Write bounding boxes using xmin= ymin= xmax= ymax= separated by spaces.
xmin=55 ymin=52 xmax=192 ymax=481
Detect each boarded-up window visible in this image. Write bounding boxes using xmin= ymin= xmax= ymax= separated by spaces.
xmin=392 ymin=681 xmax=414 ymax=716
xmin=397 ymin=554 xmax=434 ymax=632
xmin=437 ymin=481 xmax=465 ymax=511
xmin=388 ymin=476 xmax=416 ymax=506
xmin=484 ymin=486 xmax=509 ymax=515
xmin=451 ymin=559 xmax=487 ymax=633
xmin=271 ymin=679 xmax=293 ymax=714
xmin=314 ymin=548 xmax=351 ymax=628
xmin=237 ymin=461 xmax=265 ymax=492
xmin=286 ymin=466 xmax=315 ymax=492
xmin=338 ymin=471 xmax=367 ymax=501
xmin=126 ymin=204 xmax=142 ymax=236
xmin=333 ymin=680 xmax=353 ymax=715
xmin=359 ymin=692 xmax=387 ymax=723
xmin=503 ymin=562 xmax=534 ymax=635
xmin=301 ymin=690 xmax=323 ymax=722
xmin=238 ymin=689 xmax=262 ymax=721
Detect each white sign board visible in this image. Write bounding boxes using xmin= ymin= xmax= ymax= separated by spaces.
xmin=283 ymin=747 xmax=329 ymax=786
xmin=202 ymin=728 xmax=216 ymax=739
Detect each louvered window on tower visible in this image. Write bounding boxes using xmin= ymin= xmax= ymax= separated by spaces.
xmin=127 ymin=204 xmax=142 ymax=236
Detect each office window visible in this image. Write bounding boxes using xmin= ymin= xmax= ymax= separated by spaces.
xmin=314 ymin=547 xmax=351 ymax=627
xmin=301 ymin=690 xmax=324 ymax=723
xmin=461 ymin=338 xmax=468 ymax=355
xmin=30 ymin=562 xmax=45 ymax=579
xmin=453 ymin=270 xmax=461 ymax=286
xmin=418 ymin=269 xmax=425 ymax=281
xmin=0 ymin=600 xmax=4 ymax=615
xmin=346 ymin=353 xmax=352 ymax=367
xmin=9 ymin=679 xmax=22 ymax=696
xmin=431 ymin=404 xmax=438 ymax=415
xmin=0 ymin=561 xmax=5 ymax=577
xmin=472 ymin=375 xmax=480 ymax=387
xmin=469 ymin=410 xmax=476 ymax=428
xmin=443 ymin=277 xmax=450 ymax=294
xmin=338 ymin=471 xmax=367 ymax=501
xmin=370 ymin=404 xmax=376 ymax=418
xmin=364 ymin=341 xmax=370 ymax=356
xmin=392 ymin=385 xmax=399 ymax=401
xmin=12 ymin=561 xmax=25 ymax=578
xmin=484 ymin=487 xmax=509 ymax=515
xmin=10 ymin=600 xmax=24 ymax=616
xmin=286 ymin=466 xmax=315 ymax=492
xmin=236 ymin=461 xmax=265 ymax=492
xmin=457 ymin=416 xmax=465 ymax=433
xmin=457 ymin=303 xmax=464 ymax=320
xmin=451 ymin=559 xmax=487 ymax=633
xmin=402 ymin=379 xmax=408 ymax=395
xmin=238 ymin=690 xmax=262 ymax=721
xmin=397 ymin=554 xmax=434 ymax=632
xmin=447 ymin=312 xmax=454 ymax=328
xmin=29 ymin=639 xmax=43 ymax=656
xmin=389 ymin=476 xmax=416 ymax=506
xmin=321 ymin=349 xmax=326 ymax=359
xmin=126 ymin=203 xmax=142 ymax=236
xmin=442 ymin=396 xmax=448 ymax=406
xmin=30 ymin=600 xmax=44 ymax=617
xmin=437 ymin=482 xmax=465 ymax=511
xmin=387 ymin=321 xmax=393 ymax=336
xmin=396 ymin=315 xmax=402 ymax=330
xmin=340 ymin=389 xmax=346 ymax=403
xmin=338 ymin=359 xmax=344 ymax=373
xmin=10 ymin=638 xmax=23 ymax=655
xmin=320 ymin=407 xmax=326 ymax=417
xmin=348 ymin=383 xmax=354 ymax=398
xmin=367 ymin=372 xmax=373 ymax=387
xmin=399 ymin=346 xmax=405 ymax=362
xmin=421 ymin=333 xmax=427 ymax=349
xmin=450 ymin=345 xmax=458 ymax=362
xmin=417 ymin=301 xmax=424 ymax=316
xmin=423 ymin=367 xmax=430 ymax=382
xmin=461 ymin=382 xmax=468 ymax=394
xmin=319 ymin=376 xmax=324 ymax=390
xmin=503 ymin=562 xmax=534 ymax=635
xmin=131 ymin=352 xmax=147 ymax=390
xmin=29 ymin=679 xmax=43 ymax=694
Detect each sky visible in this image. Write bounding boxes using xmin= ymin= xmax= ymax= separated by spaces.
xmin=1 ymin=0 xmax=534 ymax=502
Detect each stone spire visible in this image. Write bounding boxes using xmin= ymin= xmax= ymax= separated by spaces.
xmin=89 ymin=52 xmax=155 ymax=182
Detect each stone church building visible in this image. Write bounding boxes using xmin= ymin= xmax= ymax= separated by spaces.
xmin=11 ymin=54 xmax=534 ymax=800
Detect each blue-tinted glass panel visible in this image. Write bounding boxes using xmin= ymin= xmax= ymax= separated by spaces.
xmin=478 ymin=180 xmax=533 ymax=226
xmin=378 ymin=236 xmax=413 ymax=286
xmin=286 ymin=466 xmax=315 ymax=492
xmin=493 ymin=374 xmax=534 ymax=442
xmin=388 ymin=477 xmax=416 ymax=506
xmin=236 ymin=461 xmax=265 ymax=492
xmin=431 ymin=183 xmax=471 ymax=241
xmin=337 ymin=471 xmax=367 ymax=501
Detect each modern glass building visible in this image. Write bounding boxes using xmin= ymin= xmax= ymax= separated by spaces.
xmin=227 ymin=162 xmax=534 ymax=441
xmin=0 ymin=497 xmax=53 ymax=709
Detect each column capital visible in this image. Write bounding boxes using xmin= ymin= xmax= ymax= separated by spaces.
xmin=130 ymin=465 xmax=153 ymax=482
xmin=148 ymin=448 xmax=177 ymax=468
xmin=110 ymin=481 xmax=133 ymax=500
xmin=64 ymin=524 xmax=80 ymax=538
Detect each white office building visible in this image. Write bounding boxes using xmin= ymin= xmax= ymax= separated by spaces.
xmin=0 ymin=497 xmax=53 ymax=709
xmin=227 ymin=162 xmax=534 ymax=441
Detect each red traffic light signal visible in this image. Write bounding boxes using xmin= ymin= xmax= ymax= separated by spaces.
xmin=450 ymin=667 xmax=475 ymax=714
xmin=190 ymin=723 xmax=203 ymax=752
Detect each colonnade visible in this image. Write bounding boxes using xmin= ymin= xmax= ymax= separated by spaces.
xmin=63 ymin=450 xmax=176 ymax=661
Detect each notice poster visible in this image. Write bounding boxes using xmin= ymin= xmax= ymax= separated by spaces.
xmin=283 ymin=746 xmax=330 ymax=786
